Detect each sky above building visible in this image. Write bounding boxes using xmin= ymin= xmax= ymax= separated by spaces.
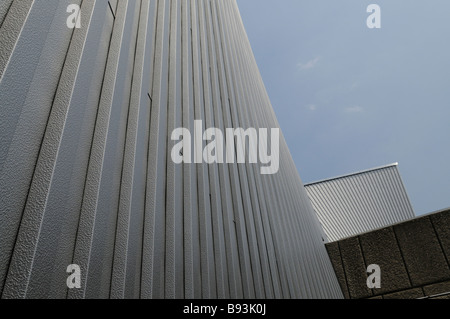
xmin=237 ymin=0 xmax=450 ymax=216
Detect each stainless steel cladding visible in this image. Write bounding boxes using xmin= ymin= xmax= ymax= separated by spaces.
xmin=305 ymin=164 xmax=416 ymax=242
xmin=0 ymin=0 xmax=342 ymax=299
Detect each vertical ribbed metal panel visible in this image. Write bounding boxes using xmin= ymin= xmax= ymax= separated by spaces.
xmin=0 ymin=0 xmax=342 ymax=299
xmin=305 ymin=164 xmax=416 ymax=242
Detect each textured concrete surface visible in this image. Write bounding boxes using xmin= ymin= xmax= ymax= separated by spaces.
xmin=325 ymin=242 xmax=350 ymax=299
xmin=423 ymin=280 xmax=450 ymax=297
xmin=327 ymin=209 xmax=450 ymax=299
xmin=431 ymin=210 xmax=450 ymax=266
xmin=430 ymin=295 xmax=450 ymax=299
xmin=383 ymin=288 xmax=424 ymax=299
xmin=339 ymin=237 xmax=372 ymax=299
xmin=359 ymin=227 xmax=411 ymax=295
xmin=394 ymin=216 xmax=450 ymax=286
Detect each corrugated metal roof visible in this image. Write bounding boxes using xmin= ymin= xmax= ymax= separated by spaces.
xmin=305 ymin=163 xmax=416 ymax=242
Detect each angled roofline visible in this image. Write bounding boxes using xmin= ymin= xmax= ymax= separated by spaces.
xmin=304 ymin=163 xmax=399 ymax=187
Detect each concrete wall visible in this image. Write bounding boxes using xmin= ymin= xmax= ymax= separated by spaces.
xmin=326 ymin=209 xmax=450 ymax=299
xmin=0 ymin=0 xmax=342 ymax=299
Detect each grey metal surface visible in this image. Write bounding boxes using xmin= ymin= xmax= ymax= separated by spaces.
xmin=305 ymin=163 xmax=416 ymax=242
xmin=0 ymin=0 xmax=342 ymax=299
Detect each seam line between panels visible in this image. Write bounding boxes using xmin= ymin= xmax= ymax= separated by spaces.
xmin=0 ymin=0 xmax=14 ymax=30
xmin=140 ymin=0 xmax=158 ymax=300
xmin=2 ymin=3 xmax=80 ymax=298
xmin=0 ymin=0 xmax=35 ymax=82
xmin=337 ymin=241 xmax=350 ymax=299
xmin=392 ymin=226 xmax=413 ymax=288
xmin=108 ymin=1 xmax=116 ymax=19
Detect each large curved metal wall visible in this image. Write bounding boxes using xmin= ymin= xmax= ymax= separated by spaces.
xmin=0 ymin=0 xmax=343 ymax=299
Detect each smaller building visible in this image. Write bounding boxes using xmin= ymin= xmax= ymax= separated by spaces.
xmin=305 ymin=163 xmax=415 ymax=242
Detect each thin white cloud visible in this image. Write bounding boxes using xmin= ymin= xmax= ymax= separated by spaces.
xmin=298 ymin=57 xmax=320 ymax=70
xmin=307 ymin=104 xmax=317 ymax=111
xmin=344 ymin=106 xmax=364 ymax=113
xmin=350 ymin=81 xmax=359 ymax=91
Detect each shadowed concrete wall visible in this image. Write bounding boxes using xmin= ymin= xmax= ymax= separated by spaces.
xmin=0 ymin=0 xmax=342 ymax=299
xmin=327 ymin=209 xmax=450 ymax=299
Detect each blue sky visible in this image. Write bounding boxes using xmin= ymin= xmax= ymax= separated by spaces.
xmin=237 ymin=0 xmax=450 ymax=216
